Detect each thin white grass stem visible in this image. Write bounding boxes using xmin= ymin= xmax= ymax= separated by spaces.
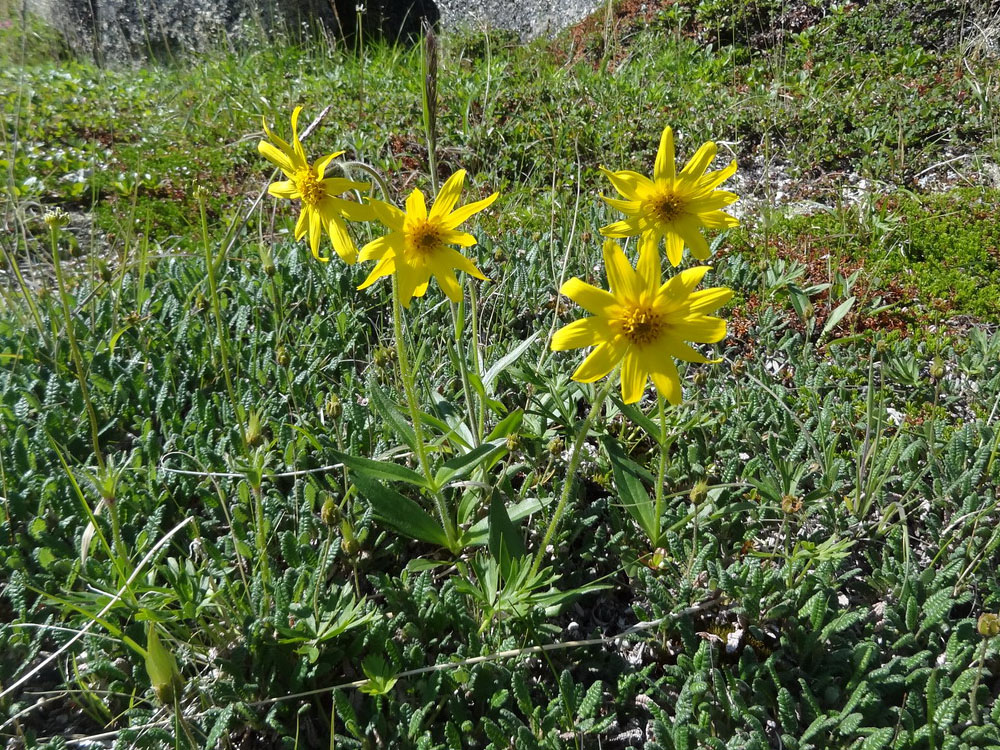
xmin=0 ymin=517 xmax=194 ymax=701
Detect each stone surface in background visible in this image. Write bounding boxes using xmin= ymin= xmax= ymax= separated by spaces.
xmin=21 ymin=0 xmax=439 ymax=62
xmin=21 ymin=0 xmax=599 ymax=62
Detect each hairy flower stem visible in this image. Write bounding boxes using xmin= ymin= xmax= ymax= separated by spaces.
xmin=451 ymin=299 xmax=480 ymax=444
xmin=653 ymin=394 xmax=668 ymax=546
xmin=392 ymin=276 xmax=458 ymax=550
xmin=199 ymin=194 xmax=247 ymax=447
xmin=530 ymin=376 xmax=616 ymax=578
xmin=50 ymin=226 xmax=105 ymax=471
xmin=421 ymin=22 xmax=439 ymax=194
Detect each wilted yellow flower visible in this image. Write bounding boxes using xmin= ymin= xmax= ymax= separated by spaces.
xmin=552 ymin=240 xmax=732 ymax=404
xmin=357 ymin=169 xmax=498 ymax=307
xmin=600 ymin=126 xmax=738 ymax=267
xmin=258 ymin=106 xmax=371 ymax=263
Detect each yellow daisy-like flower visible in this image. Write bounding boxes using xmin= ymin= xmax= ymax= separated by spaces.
xmin=552 ymin=240 xmax=732 ymax=405
xmin=357 ymin=169 xmax=498 ymax=307
xmin=599 ymin=126 xmax=739 ymax=267
xmin=258 ymin=106 xmax=372 ymax=263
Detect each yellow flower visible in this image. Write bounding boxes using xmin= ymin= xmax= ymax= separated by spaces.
xmin=357 ymin=169 xmax=498 ymax=307
xmin=600 ymin=126 xmax=739 ymax=267
xmin=552 ymin=240 xmax=732 ymax=404
xmin=258 ymin=106 xmax=371 ymax=263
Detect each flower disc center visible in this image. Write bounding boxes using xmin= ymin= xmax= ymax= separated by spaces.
xmin=294 ymin=167 xmax=324 ymax=207
xmin=621 ymin=305 xmax=663 ymax=346
xmin=407 ymin=220 xmax=443 ymax=258
xmin=648 ymin=191 xmax=684 ymax=222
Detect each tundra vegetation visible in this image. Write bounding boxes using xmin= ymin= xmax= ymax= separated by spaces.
xmin=1 ymin=0 xmax=999 ymax=747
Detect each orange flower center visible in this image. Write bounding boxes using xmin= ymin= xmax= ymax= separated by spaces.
xmin=621 ymin=305 xmax=663 ymax=347
xmin=406 ymin=219 xmax=444 ymax=259
xmin=293 ymin=167 xmax=324 ymax=207
xmin=648 ymin=191 xmax=684 ymax=222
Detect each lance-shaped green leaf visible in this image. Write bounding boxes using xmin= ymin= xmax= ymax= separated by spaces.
xmin=332 ymin=450 xmax=427 ymax=487
xmin=352 ymin=472 xmax=450 ymax=547
xmin=602 ymin=436 xmax=657 ymax=543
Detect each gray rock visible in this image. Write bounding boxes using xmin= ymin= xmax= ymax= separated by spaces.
xmin=23 ymin=0 xmax=439 ymax=62
xmin=434 ymin=0 xmax=600 ymax=41
xmin=24 ymin=0 xmax=597 ymax=62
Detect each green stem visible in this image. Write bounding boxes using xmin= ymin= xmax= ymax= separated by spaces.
xmin=530 ymin=376 xmax=616 ymax=578
xmin=653 ymin=394 xmax=668 ymax=547
xmin=469 ymin=284 xmax=486 ymax=440
xmin=392 ymin=276 xmax=457 ymax=550
xmin=450 ymin=300 xmax=480 ymax=443
xmin=200 ymin=194 xmax=246 ymax=445
xmin=50 ymin=227 xmax=105 ymax=471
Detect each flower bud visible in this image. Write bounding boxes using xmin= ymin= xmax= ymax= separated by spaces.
xmin=978 ymin=613 xmax=1000 ymax=638
xmin=689 ymin=479 xmax=709 ymax=505
xmin=43 ymin=208 xmax=69 ymax=229
xmin=324 ymin=394 xmax=343 ymax=421
xmin=321 ymin=496 xmax=338 ymax=526
xmin=781 ymin=494 xmax=803 ymax=514
xmin=929 ymin=356 xmax=945 ymax=382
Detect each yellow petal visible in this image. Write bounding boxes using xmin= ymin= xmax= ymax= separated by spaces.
xmin=326 ymin=212 xmax=357 ymax=264
xmin=441 ymin=191 xmax=499 ymax=230
xmin=572 ymin=340 xmax=626 ymax=383
xmin=686 ymin=287 xmax=734 ymax=315
xmin=599 ymin=168 xmax=652 ymax=201
xmin=435 ymin=270 xmax=463 ymax=302
xmin=600 ymin=217 xmax=643 ymax=239
xmin=359 ymin=234 xmax=398 ymax=262
xmin=686 ymin=191 xmax=739 ymax=213
xmin=674 ymin=216 xmax=710 ymax=260
xmin=602 ymin=240 xmax=639 ymax=302
xmin=699 ymin=210 xmax=740 ymax=229
xmin=560 ymin=277 xmax=620 ymax=318
xmin=663 ymin=229 xmax=684 ymax=267
xmin=440 ymin=230 xmax=477 ymax=247
xmin=695 ymin=160 xmax=737 ymax=193
xmin=396 ymin=260 xmax=428 ymax=308
xmin=358 ymin=254 xmax=395 ymax=290
xmin=308 ymin=213 xmax=327 ymax=262
xmin=620 ymin=349 xmax=647 ymax=404
xmin=405 ymin=189 xmax=428 ymax=221
xmin=258 ymin=141 xmax=296 ymax=175
xmin=290 ymin=106 xmax=308 ymax=165
xmin=267 ymin=180 xmax=299 ymax=200
xmin=413 ymin=281 xmax=429 ymax=297
xmin=369 ymin=199 xmax=406 ymax=230
xmin=635 ymin=238 xmax=661 ymax=301
xmin=654 ymin=127 xmax=676 ymax=183
xmin=674 ymin=314 xmax=727 ymax=343
xmin=314 ymin=151 xmax=346 ymax=180
xmin=601 ymin=195 xmax=641 ymax=214
xmin=649 ymin=359 xmax=683 ymax=405
xmin=656 ymin=266 xmax=711 ymax=308
xmin=551 ymin=317 xmax=612 ymax=351
xmin=656 ymin=338 xmax=716 ymax=363
xmin=680 ymin=141 xmax=718 ymax=179
xmin=338 ymin=199 xmax=376 ymax=223
xmin=437 ymin=247 xmax=487 ymax=281
xmin=294 ymin=209 xmax=309 ymax=240
xmin=322 ymin=177 xmax=370 ymax=196
xmin=261 ymin=115 xmax=294 ymax=159
xmin=430 ymin=169 xmax=466 ymax=220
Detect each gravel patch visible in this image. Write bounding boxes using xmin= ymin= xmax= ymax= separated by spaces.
xmin=435 ymin=0 xmax=602 ymax=40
